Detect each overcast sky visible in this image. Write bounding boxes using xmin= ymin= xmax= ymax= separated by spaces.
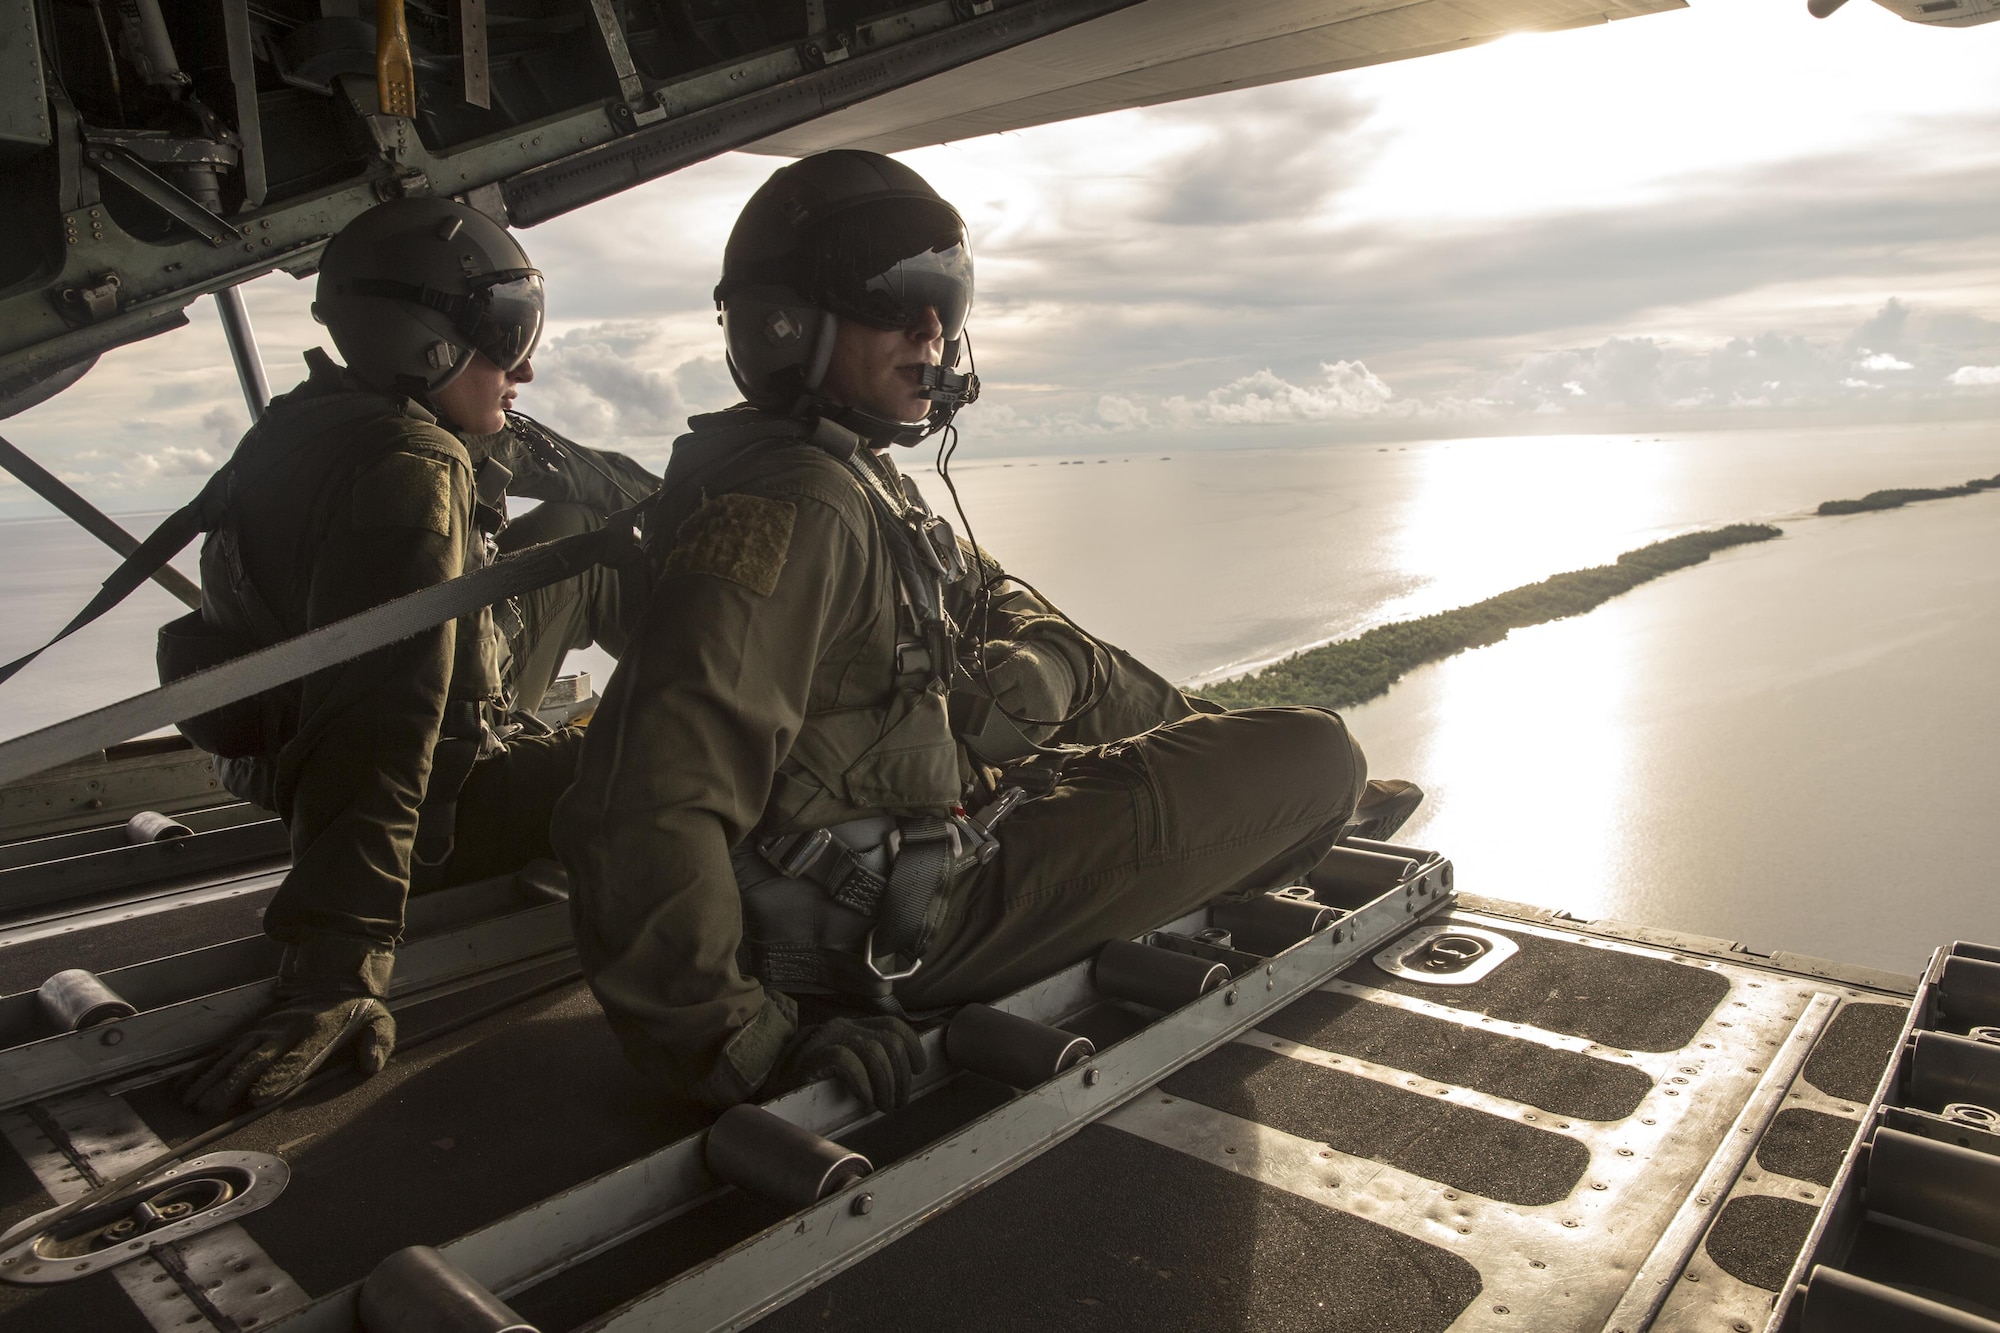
xmin=5 ymin=0 xmax=2000 ymax=517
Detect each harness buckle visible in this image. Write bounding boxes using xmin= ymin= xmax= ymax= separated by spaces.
xmin=763 ymin=827 xmax=835 ymax=880
xmin=916 ymin=514 xmax=966 ymax=583
xmin=861 ymin=927 xmax=923 ymax=983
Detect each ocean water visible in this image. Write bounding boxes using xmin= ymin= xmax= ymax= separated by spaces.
xmin=3 ymin=418 xmax=1997 ymax=972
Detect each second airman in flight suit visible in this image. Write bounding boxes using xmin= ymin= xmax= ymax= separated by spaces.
xmin=172 ymin=198 xmax=655 ymax=1112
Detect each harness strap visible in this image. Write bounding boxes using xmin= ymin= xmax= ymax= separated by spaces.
xmin=0 ymin=463 xmax=226 ymax=688
xmin=757 ymin=828 xmax=890 ymax=916
xmin=872 ymin=817 xmax=958 ymax=968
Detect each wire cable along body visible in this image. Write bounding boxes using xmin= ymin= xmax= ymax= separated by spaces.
xmin=930 ymin=371 xmax=1116 ymax=739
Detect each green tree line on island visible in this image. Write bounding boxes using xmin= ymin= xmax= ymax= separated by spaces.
xmin=1816 ymin=472 xmax=2000 ymax=515
xmin=1201 ymin=466 xmax=2000 ymax=712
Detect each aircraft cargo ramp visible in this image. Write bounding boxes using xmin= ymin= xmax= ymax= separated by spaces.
xmin=0 ymin=740 xmax=1991 ymax=1333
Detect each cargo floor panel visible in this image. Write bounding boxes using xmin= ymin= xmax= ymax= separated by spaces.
xmin=1800 ymin=1001 xmax=1907 ymax=1103
xmin=1159 ymin=1040 xmax=1590 ymax=1205
xmin=748 ymin=1124 xmax=1483 ymax=1333
xmin=1354 ymin=915 xmax=1731 ymax=1052
xmin=1256 ymin=988 xmax=1654 ymax=1121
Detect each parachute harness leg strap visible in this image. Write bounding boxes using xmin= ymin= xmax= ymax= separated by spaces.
xmin=873 ymin=817 xmax=956 ymax=969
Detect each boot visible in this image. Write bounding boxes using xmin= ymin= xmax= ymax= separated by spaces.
xmin=1341 ymin=778 xmax=1424 ymax=843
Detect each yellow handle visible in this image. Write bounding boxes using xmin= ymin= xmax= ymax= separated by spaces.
xmin=376 ymin=0 xmax=417 ymax=118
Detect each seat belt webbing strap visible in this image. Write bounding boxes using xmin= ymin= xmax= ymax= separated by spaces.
xmin=0 ymin=481 xmax=216 ymax=689
xmin=0 ymin=503 xmax=649 ymax=788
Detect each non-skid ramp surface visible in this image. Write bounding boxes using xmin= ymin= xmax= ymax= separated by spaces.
xmin=1160 ymin=1042 xmax=1589 ymax=1206
xmin=1350 ymin=925 xmax=1730 ymax=1052
xmin=1703 ymin=1193 xmax=1821 ymax=1291
xmin=1800 ymin=1001 xmax=1906 ymax=1103
xmin=750 ymin=1125 xmax=1482 ymax=1333
xmin=1755 ymin=1107 xmax=1855 ymax=1187
xmin=1258 ymin=989 xmax=1654 ymax=1122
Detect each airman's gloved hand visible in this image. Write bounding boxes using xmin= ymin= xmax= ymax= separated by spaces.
xmin=974 ymin=638 xmax=1080 ymax=744
xmin=183 ymin=937 xmax=397 ymax=1115
xmin=771 ymin=1014 xmax=928 ymax=1111
xmin=183 ymin=995 xmax=395 ymax=1114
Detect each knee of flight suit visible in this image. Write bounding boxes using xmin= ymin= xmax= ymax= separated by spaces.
xmin=1239 ymin=705 xmax=1369 ymax=825
xmin=499 ymin=500 xmax=602 ymax=554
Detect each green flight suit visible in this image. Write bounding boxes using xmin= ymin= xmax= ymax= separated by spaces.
xmin=200 ymin=350 xmax=650 ymax=992
xmin=555 ymin=407 xmax=1366 ymax=1108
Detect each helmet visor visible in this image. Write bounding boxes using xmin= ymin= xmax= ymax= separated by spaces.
xmin=463 ymin=272 xmax=544 ymax=371
xmin=811 ymin=201 xmax=973 ymax=340
xmin=851 ymin=242 xmax=973 ymax=341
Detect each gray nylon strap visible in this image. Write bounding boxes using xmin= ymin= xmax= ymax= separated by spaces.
xmin=0 ymin=517 xmax=639 ymax=788
xmin=874 ymin=817 xmax=956 ymax=964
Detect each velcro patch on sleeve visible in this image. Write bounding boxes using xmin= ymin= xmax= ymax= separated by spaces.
xmin=350 ymin=452 xmax=455 ymax=537
xmin=666 ymin=492 xmax=797 ymax=597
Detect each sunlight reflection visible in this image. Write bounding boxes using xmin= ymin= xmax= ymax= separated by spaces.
xmin=1374 ymin=610 xmax=1637 ymax=922
xmin=1380 ymin=436 xmax=1681 ymax=624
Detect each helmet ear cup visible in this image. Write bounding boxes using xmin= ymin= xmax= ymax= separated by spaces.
xmin=720 ymin=288 xmax=827 ymax=408
xmin=802 ymin=311 xmax=838 ymax=392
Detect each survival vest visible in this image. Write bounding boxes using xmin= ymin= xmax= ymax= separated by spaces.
xmin=156 ymin=352 xmax=510 ymax=857
xmin=648 ymin=408 xmax=987 ymax=1006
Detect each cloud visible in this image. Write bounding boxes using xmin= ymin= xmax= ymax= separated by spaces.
xmin=1165 ymin=361 xmax=1401 ymax=425
xmin=1139 ymin=83 xmax=1376 ymax=226
xmin=127 ymin=446 xmax=219 ymax=479
xmin=201 ymin=405 xmax=246 ymax=447
xmin=529 ymin=323 xmax=690 ymax=438
xmin=967 ymin=299 xmax=2000 ymax=437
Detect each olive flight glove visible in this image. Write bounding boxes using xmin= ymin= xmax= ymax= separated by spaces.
xmin=958 ymin=636 xmax=1083 ymax=757
xmin=770 ymin=1013 xmax=929 ymax=1112
xmin=184 ymin=938 xmax=397 ymax=1115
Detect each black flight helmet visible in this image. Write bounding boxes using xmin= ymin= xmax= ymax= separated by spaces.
xmin=313 ymin=197 xmax=544 ymax=397
xmin=718 ymin=150 xmax=978 ymax=444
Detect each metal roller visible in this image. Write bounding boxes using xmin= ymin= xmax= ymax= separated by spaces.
xmin=1951 ymin=940 xmax=2000 ymax=965
xmin=36 ymin=969 xmax=137 ymax=1031
xmin=1306 ymin=845 xmax=1417 ymax=898
xmin=125 ymin=810 xmax=192 ymax=843
xmin=1909 ymin=1031 xmax=2000 ymax=1112
xmin=1341 ymin=836 xmax=1439 ymax=864
xmin=1094 ymin=938 xmax=1230 ymax=1011
xmin=1801 ymin=1265 xmax=2000 ymax=1333
xmin=704 ymin=1104 xmax=872 ymax=1209
xmin=945 ymin=1004 xmax=1094 ymax=1088
xmin=1940 ymin=955 xmax=2000 ymax=1029
xmin=1209 ymin=892 xmax=1341 ymax=956
xmin=1865 ymin=1127 xmax=2000 ymax=1251
xmin=358 ymin=1245 xmax=537 ymax=1333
